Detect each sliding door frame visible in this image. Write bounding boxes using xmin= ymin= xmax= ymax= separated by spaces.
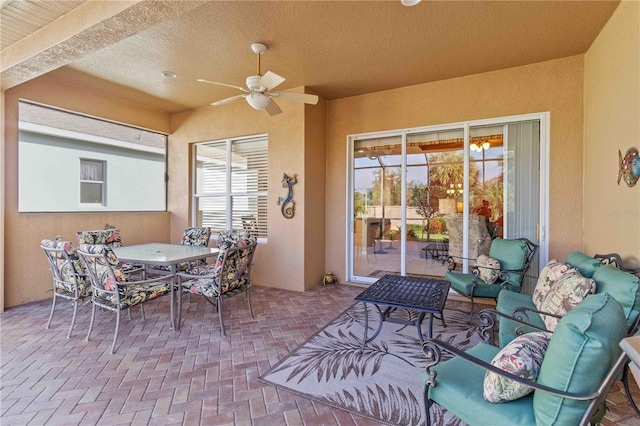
xmin=346 ymin=112 xmax=549 ymax=284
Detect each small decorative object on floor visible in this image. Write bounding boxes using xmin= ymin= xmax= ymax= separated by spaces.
xmin=277 ymin=173 xmax=297 ymax=218
xmin=322 ymin=271 xmax=338 ymax=286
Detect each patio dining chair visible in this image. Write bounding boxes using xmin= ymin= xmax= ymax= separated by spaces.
xmin=41 ymin=237 xmax=91 ymax=338
xmin=77 ymin=244 xmax=171 ymax=354
xmin=178 ymin=231 xmax=257 ymax=336
xmin=147 ymin=226 xmax=212 ymax=275
xmin=76 ymin=228 xmax=144 ymax=276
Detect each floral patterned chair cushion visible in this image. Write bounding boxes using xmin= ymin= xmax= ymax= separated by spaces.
xmin=476 ymin=255 xmax=501 ymax=284
xmin=532 ymin=259 xmax=571 ymax=309
xmin=76 ymin=228 xmax=144 ymax=274
xmin=76 ymin=229 xmax=123 ymax=247
xmin=483 ymin=331 xmax=553 ymax=403
xmin=149 ymin=227 xmax=212 ymax=273
xmin=536 ymin=269 xmax=596 ymax=331
xmin=79 ymin=243 xmax=170 ymax=308
xmin=41 ymin=237 xmax=90 ymax=297
xmin=181 ymin=231 xmax=256 ymax=296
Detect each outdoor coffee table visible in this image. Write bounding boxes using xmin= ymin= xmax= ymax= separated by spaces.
xmin=354 ymin=274 xmax=450 ymax=350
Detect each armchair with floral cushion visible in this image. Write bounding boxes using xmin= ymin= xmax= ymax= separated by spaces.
xmin=422 ymin=292 xmax=628 ymax=426
xmin=41 ymin=237 xmax=91 ymax=338
xmin=178 ymin=230 xmax=257 ymax=336
xmin=495 ymin=251 xmax=640 ymax=415
xmin=76 ymin=228 xmax=144 ymax=276
xmin=445 ymin=237 xmax=538 ymax=322
xmin=77 ymin=244 xmax=171 ymax=354
xmin=147 ymin=226 xmax=212 ymax=275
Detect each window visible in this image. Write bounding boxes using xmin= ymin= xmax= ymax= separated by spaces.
xmin=18 ymin=101 xmax=167 ymax=212
xmin=80 ymin=159 xmax=105 ymax=205
xmin=194 ymin=135 xmax=268 ymax=239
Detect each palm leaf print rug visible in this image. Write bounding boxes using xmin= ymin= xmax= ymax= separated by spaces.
xmin=259 ymin=303 xmax=485 ymax=425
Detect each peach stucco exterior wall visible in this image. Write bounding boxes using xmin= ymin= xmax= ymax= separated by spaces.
xmin=325 ymin=56 xmax=585 ymax=283
xmin=3 ymin=76 xmax=172 ymax=308
xmin=304 ymin=97 xmax=327 ymax=290
xmin=169 ymin=91 xmax=326 ymax=292
xmin=584 ymin=1 xmax=640 ymax=266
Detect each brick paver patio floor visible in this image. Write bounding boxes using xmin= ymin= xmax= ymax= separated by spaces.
xmin=1 ymin=284 xmax=638 ymax=425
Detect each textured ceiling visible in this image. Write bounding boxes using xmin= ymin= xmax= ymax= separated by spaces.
xmin=1 ymin=0 xmax=621 ymax=114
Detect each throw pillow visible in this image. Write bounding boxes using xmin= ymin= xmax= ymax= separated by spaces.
xmin=484 ymin=331 xmax=552 ymax=403
xmin=476 ymin=254 xmax=501 ymax=284
xmin=538 ymin=270 xmax=596 ymax=331
xmin=532 ymin=260 xmax=570 ymax=310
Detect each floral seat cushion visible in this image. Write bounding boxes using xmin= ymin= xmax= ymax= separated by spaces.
xmin=80 ymin=243 xmax=169 ymax=307
xmin=180 ymin=230 xmax=256 ymax=296
xmin=182 ymin=277 xmax=221 ymax=298
xmin=76 ymin=229 xmax=142 ymax=273
xmin=149 ymin=227 xmax=211 ymax=273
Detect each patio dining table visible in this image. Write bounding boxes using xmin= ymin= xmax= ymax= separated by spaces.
xmin=113 ymin=243 xmax=219 ymax=331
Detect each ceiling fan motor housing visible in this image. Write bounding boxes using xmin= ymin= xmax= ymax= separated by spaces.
xmin=246 ymin=75 xmax=263 ymax=91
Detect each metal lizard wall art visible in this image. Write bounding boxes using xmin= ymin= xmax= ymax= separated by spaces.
xmin=277 ymin=173 xmax=298 ymax=219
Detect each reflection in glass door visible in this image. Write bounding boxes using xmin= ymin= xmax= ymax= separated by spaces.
xmin=352 ymin=136 xmax=402 ymax=279
xmin=405 ymin=129 xmax=464 ymax=278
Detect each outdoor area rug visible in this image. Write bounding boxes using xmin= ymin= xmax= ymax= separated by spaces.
xmin=259 ymin=303 xmax=485 ymax=425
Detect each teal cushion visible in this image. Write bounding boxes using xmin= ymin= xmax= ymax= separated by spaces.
xmin=446 ymin=271 xmax=510 ymax=299
xmin=427 ymin=343 xmax=536 ymax=425
xmin=565 ymin=251 xmax=602 ymax=278
xmin=489 ymin=239 xmax=529 ymax=286
xmin=533 ymin=293 xmax=626 ymax=425
xmin=497 ymin=291 xmax=545 ymax=347
xmin=497 ymin=290 xmax=536 ymax=315
xmin=592 ymin=264 xmax=640 ymax=326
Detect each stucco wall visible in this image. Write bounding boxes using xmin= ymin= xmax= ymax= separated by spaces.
xmin=3 ymin=75 xmax=172 ymax=308
xmin=584 ymin=1 xmax=640 ymax=266
xmin=304 ymin=97 xmax=327 ymax=290
xmin=325 ymin=56 xmax=585 ymax=283
xmin=169 ymin=92 xmax=322 ymax=292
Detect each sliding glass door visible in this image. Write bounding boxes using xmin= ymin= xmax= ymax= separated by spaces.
xmin=347 ymin=114 xmax=547 ymax=287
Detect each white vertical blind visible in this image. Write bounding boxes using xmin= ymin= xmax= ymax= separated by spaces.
xmin=505 ymin=120 xmax=540 ymax=292
xmin=195 ymin=135 xmax=268 ymax=238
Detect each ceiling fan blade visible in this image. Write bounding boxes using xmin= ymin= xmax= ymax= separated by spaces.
xmin=197 ymin=79 xmax=249 ymax=92
xmin=264 ymin=99 xmax=282 ymax=116
xmin=211 ymin=94 xmax=247 ymax=106
xmin=268 ymin=91 xmax=319 ymax=105
xmin=259 ymin=71 xmax=286 ymax=91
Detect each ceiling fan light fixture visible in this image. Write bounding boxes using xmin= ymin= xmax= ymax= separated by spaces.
xmin=401 ymin=0 xmax=421 ymax=6
xmin=246 ymin=92 xmax=270 ymax=110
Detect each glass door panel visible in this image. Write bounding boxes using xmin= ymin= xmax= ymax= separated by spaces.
xmin=353 ymin=136 xmax=402 ymax=278
xmin=406 ymin=129 xmax=464 ymax=278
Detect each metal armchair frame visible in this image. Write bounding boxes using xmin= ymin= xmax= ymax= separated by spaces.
xmin=41 ymin=240 xmax=89 ymax=338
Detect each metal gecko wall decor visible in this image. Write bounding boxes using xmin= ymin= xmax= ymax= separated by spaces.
xmin=618 ymin=147 xmax=640 ymax=188
xmin=277 ymin=173 xmax=298 ymax=218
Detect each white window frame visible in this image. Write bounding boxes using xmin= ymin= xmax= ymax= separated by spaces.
xmin=79 ymin=158 xmax=106 ymax=206
xmin=192 ymin=134 xmax=268 ymax=242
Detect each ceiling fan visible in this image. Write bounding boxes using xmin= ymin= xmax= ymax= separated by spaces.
xmin=198 ymin=43 xmax=318 ymax=116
